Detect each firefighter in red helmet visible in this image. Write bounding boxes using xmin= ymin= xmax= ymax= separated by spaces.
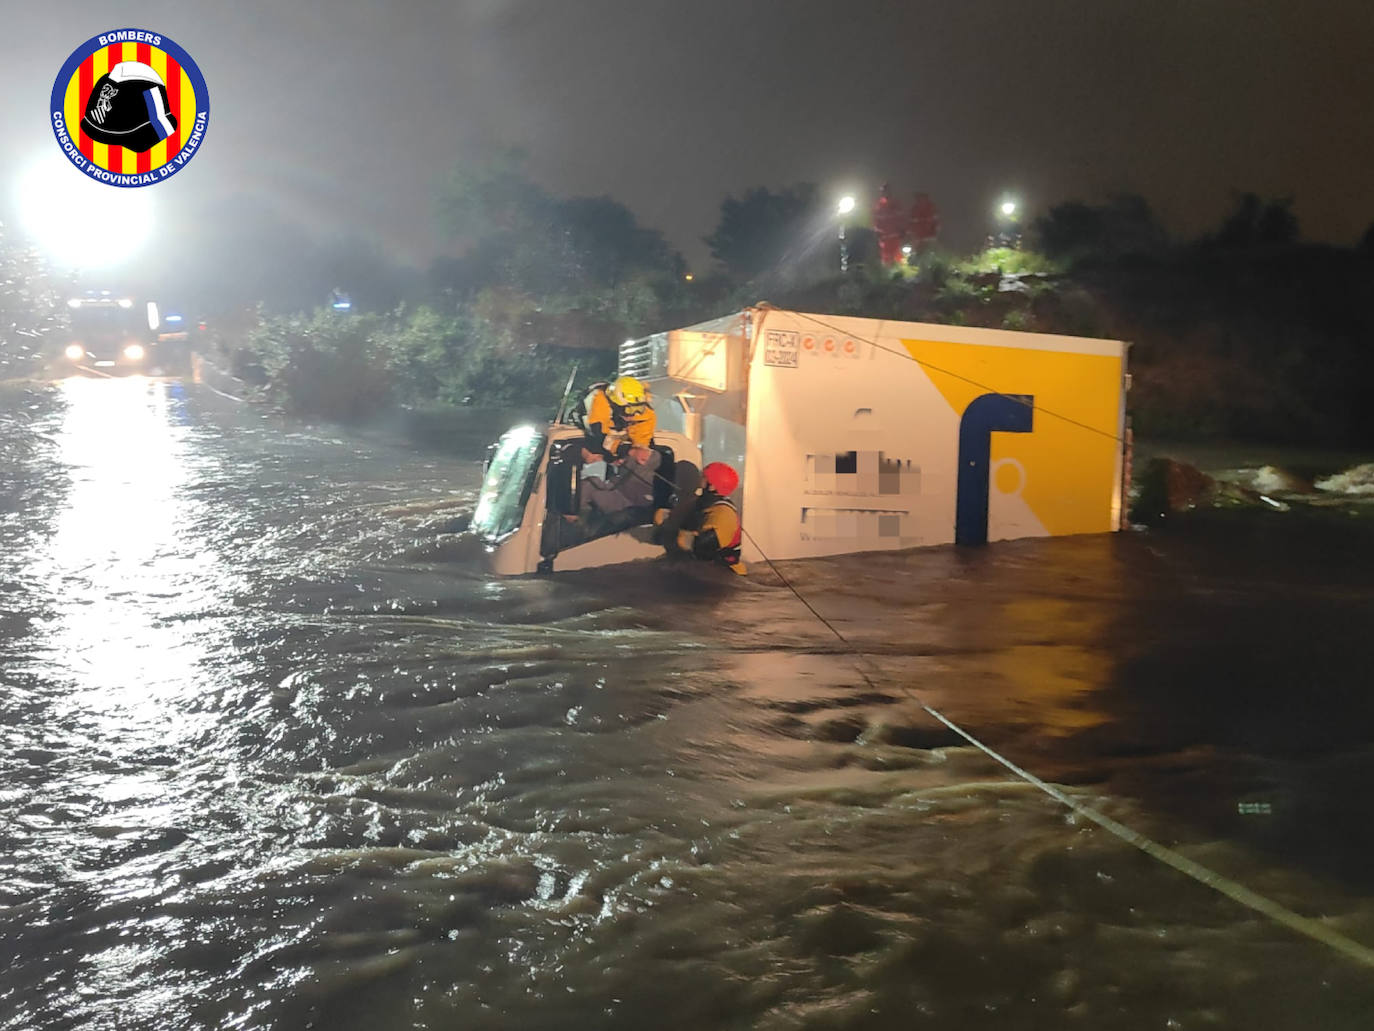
xmin=660 ymin=461 xmax=745 ymax=572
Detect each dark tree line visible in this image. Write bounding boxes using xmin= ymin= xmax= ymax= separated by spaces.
xmin=1032 ymin=191 xmax=1307 ymax=262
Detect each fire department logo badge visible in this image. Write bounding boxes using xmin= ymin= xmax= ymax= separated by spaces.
xmin=50 ymin=29 xmax=210 ymax=187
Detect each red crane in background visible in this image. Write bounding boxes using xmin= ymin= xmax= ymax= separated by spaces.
xmin=909 ymin=192 xmax=941 ymax=252
xmin=872 ymin=184 xmax=907 ymax=266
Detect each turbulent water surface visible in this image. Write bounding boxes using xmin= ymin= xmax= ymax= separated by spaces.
xmin=2 ymin=376 xmax=1373 ymax=1030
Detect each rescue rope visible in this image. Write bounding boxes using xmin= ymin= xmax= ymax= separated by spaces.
xmin=599 ymin=422 xmax=1374 ymax=968
xmin=736 ymin=522 xmax=1374 ymax=970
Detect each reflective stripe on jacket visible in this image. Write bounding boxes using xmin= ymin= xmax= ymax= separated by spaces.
xmin=619 ymin=402 xmax=655 ymax=448
xmin=582 ymin=389 xmax=655 ymax=454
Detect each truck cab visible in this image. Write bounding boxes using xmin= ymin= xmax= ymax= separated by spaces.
xmin=473 ymin=423 xmax=701 ymax=575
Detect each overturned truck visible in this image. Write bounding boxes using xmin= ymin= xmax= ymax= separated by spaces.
xmin=472 ymin=307 xmax=1130 ymax=575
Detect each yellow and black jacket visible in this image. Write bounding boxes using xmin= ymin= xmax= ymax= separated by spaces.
xmin=617 ymin=401 xmax=655 ymax=448
xmin=581 ymin=388 xmax=656 ymax=456
xmin=677 ymin=495 xmax=742 ymax=565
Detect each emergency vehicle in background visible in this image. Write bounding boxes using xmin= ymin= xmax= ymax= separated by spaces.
xmin=473 ymin=306 xmax=1131 ymax=575
xmin=60 ymin=292 xmax=191 ymax=375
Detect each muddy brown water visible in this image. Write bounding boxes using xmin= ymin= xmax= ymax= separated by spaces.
xmin=2 ymin=377 xmax=1373 ymax=1030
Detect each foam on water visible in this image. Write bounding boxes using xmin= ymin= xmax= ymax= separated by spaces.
xmin=1316 ymin=462 xmax=1374 ymax=496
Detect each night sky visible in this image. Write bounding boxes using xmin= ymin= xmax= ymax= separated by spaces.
xmin=4 ymin=0 xmax=1373 ymax=269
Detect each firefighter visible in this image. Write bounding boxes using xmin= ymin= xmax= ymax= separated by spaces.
xmin=607 ymin=375 xmax=655 ymax=450
xmin=577 ymin=375 xmax=656 ymax=461
xmin=577 ymin=380 xmax=615 ymax=459
xmin=662 ymin=461 xmax=745 ymax=572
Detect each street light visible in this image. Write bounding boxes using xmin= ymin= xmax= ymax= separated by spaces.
xmin=995 ymin=196 xmax=1021 ymax=248
xmin=837 ymin=195 xmax=856 ymax=273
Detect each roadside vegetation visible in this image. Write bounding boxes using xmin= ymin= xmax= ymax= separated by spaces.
xmin=757 ymin=191 xmax=1374 ymax=447
xmin=8 ymin=164 xmax=1374 ymax=448
xmin=219 ymin=181 xmax=1374 ymax=446
xmin=217 ymin=152 xmax=710 ymax=420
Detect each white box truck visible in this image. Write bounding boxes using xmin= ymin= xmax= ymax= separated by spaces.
xmin=472 ymin=306 xmax=1130 ymax=575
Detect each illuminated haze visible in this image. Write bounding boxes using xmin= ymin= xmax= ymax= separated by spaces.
xmin=2 ymin=0 xmax=1371 ymax=282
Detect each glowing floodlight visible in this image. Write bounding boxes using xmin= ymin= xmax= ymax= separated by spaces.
xmin=15 ymin=154 xmax=153 ymax=270
xmin=837 ymin=195 xmax=856 ymax=216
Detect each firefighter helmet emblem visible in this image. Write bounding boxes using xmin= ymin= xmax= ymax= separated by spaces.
xmin=80 ymin=62 xmax=178 ymax=153
xmin=50 ymin=28 xmax=210 ymax=187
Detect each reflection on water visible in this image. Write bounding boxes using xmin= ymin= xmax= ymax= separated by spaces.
xmin=43 ymin=379 xmax=221 ymax=746
xmin=1 ymin=379 xmax=1373 ymax=1030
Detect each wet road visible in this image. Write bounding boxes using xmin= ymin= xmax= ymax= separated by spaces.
xmin=2 ymin=376 xmax=1373 ymax=1030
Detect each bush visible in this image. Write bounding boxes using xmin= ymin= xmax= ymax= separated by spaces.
xmin=378 ymin=304 xmax=458 ymax=402
xmin=918 ymin=252 xmax=954 ymax=288
xmin=954 ymin=247 xmax=1061 ymax=277
xmin=1001 ymin=308 xmax=1032 ymax=332
xmin=241 ymin=300 xmax=619 ymax=423
xmin=933 ymin=276 xmax=982 ymax=309
xmin=245 ymin=310 xmax=393 ymax=420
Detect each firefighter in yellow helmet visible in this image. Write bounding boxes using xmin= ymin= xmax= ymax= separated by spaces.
xmin=578 ymin=375 xmax=656 ymax=460
xmin=606 ymin=375 xmax=656 ymax=450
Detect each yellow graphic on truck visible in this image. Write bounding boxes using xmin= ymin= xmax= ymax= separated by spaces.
xmin=901 ymin=337 xmax=1125 ymax=538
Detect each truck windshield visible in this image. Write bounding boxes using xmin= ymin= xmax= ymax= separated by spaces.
xmin=472 ymin=426 xmax=546 ymax=541
xmin=72 ymin=306 xmax=142 ymax=337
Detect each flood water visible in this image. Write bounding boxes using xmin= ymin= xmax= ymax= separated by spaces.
xmin=2 ymin=376 xmax=1373 ymax=1030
